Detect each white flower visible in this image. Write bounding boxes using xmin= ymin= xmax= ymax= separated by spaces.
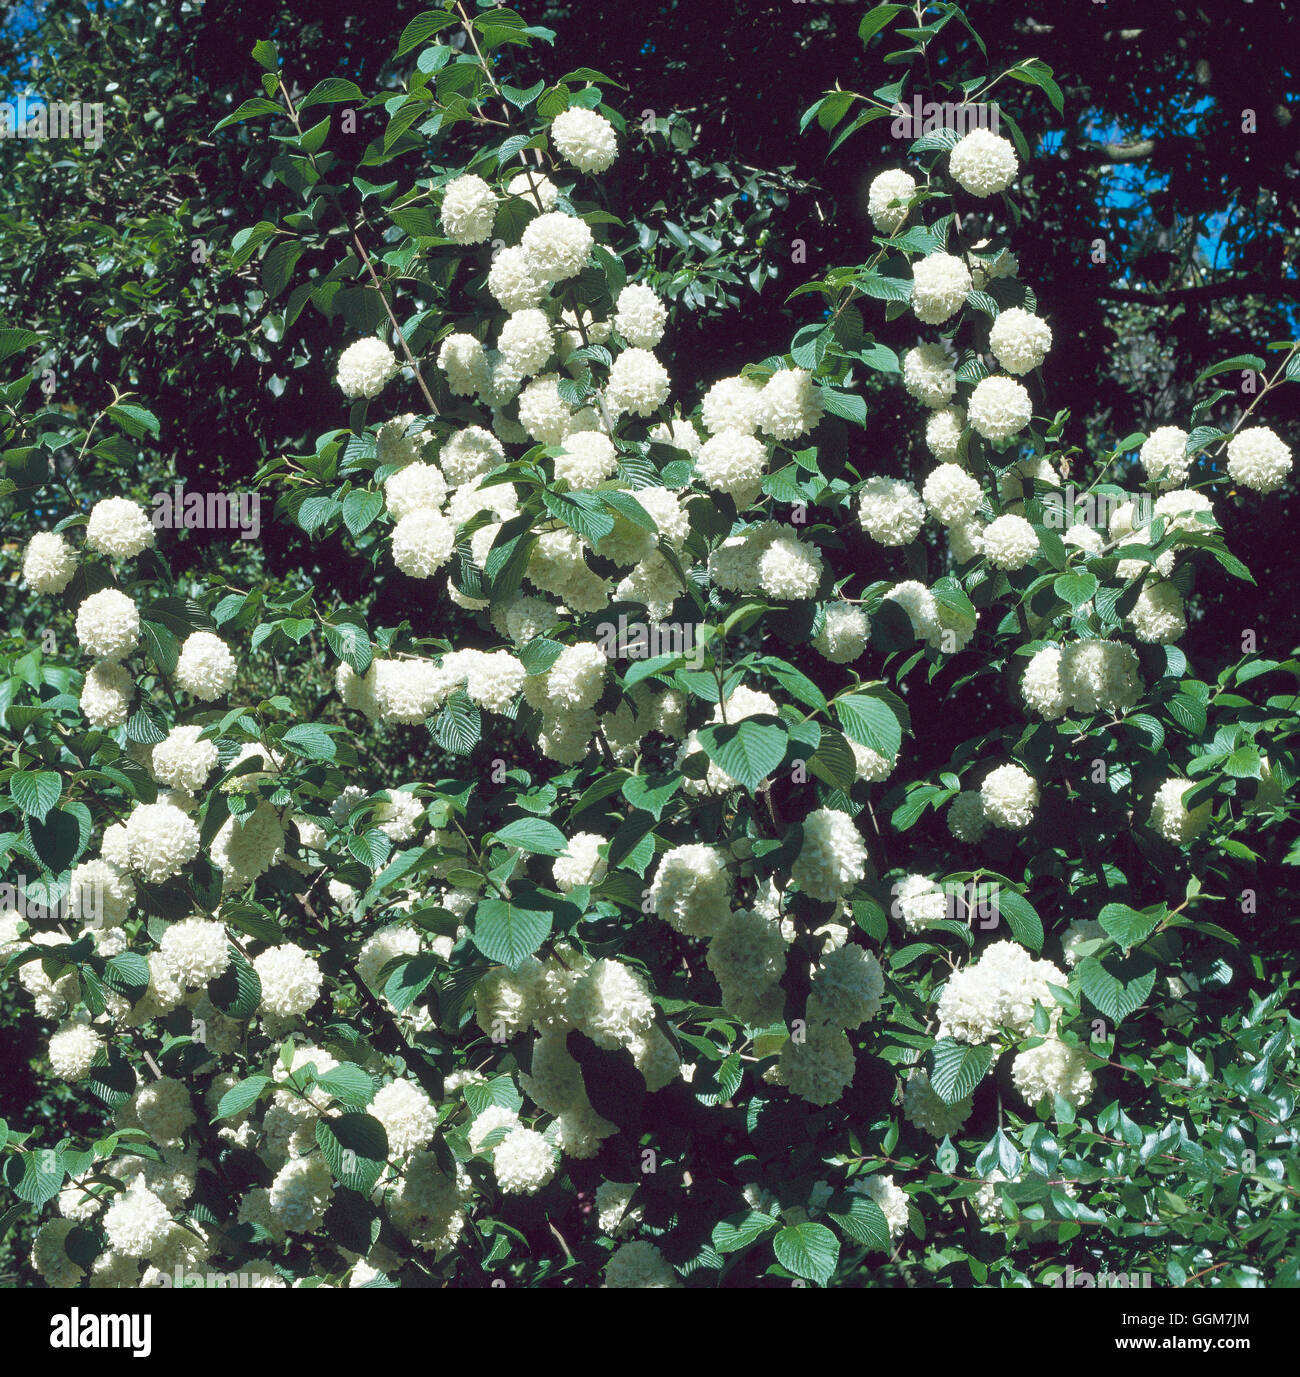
xmin=546 ymin=642 xmax=607 ymax=710
xmin=554 ymin=430 xmax=617 ymax=489
xmin=1058 ymin=639 xmax=1142 ymax=714
xmin=493 ymin=1127 xmax=558 ymax=1195
xmin=521 ymin=211 xmax=594 ymax=282
xmin=553 ymin=832 xmax=607 ymax=891
xmin=792 ymin=808 xmax=867 ymax=901
xmin=49 ymin=1021 xmax=100 ymax=1081
xmin=1227 ymin=426 xmax=1292 ymax=493
xmin=1153 ymin=488 xmax=1215 ymax=536
xmin=467 ymin=1104 xmax=521 ymax=1153
xmin=80 ymin=660 xmax=134 ymax=728
xmin=706 ymin=909 xmax=787 ymax=1025
xmin=124 ymin=800 xmax=200 ymax=881
xmin=758 ymin=528 xmax=824 ymax=599
xmin=949 ymin=517 xmax=986 ymax=563
xmin=701 ymin=375 xmax=764 ymax=435
xmin=1012 ymin=1038 xmax=1094 ymax=1108
xmin=517 ymin=373 xmax=573 ymax=445
xmin=567 ymin=959 xmax=655 ymax=1049
xmin=813 ymin=604 xmax=869 ymax=663
xmin=903 ymin=344 xmax=957 ymax=408
xmin=337 ymin=338 xmax=399 ymax=399
xmin=1150 ymin=777 xmax=1211 ymax=845
xmin=69 ymin=858 xmax=134 ymax=927
xmin=605 ymin=347 xmax=670 ymax=417
xmin=980 ymin=763 xmax=1038 ymax=830
xmin=648 ymin=416 xmax=702 ymax=458
xmin=86 ymin=497 xmax=155 ymax=558
xmin=384 ymin=461 xmax=447 ymax=519
xmin=859 ymin=476 xmax=925 ymax=545
xmin=461 ymin=650 xmax=525 ymax=714
xmin=948 ymin=128 xmax=1018 ymax=196
xmin=376 ymin=789 xmax=426 ymax=842
xmin=810 ymin=944 xmax=884 ymax=1028
xmin=595 ymin=1181 xmax=642 ymax=1238
xmin=696 ymin=430 xmax=767 ymax=506
xmin=886 ymin=579 xmax=940 ymax=640
xmin=911 ymin=252 xmax=972 ymax=324
xmin=159 ymin=917 xmax=229 ymax=987
xmin=150 ymin=724 xmax=218 ymax=793
xmin=851 ymin=739 xmax=895 ymax=782
xmin=440 ymin=173 xmax=496 ymax=244
xmin=925 ymin=406 xmax=965 ymax=458
xmin=1139 ymin=426 xmax=1191 ymax=487
xmin=498 ymin=308 xmax=555 ymax=377
xmin=903 ymin=1071 xmax=972 ymax=1137
xmin=923 ymin=463 xmax=982 ymax=525
xmin=175 ymin=631 xmax=236 ymax=699
xmin=867 ymin=168 xmax=916 ymax=234
xmin=1127 ymin=581 xmax=1186 ymax=643
xmin=392 ymin=509 xmax=454 ymax=578
xmin=22 ymin=531 xmax=77 ymax=593
xmin=850 ymin=1174 xmax=909 ymax=1237
xmin=75 ymin=588 xmax=140 ymax=662
xmin=895 ymin=874 xmax=949 ymax=931
xmin=550 ymin=106 xmax=618 ymax=173
xmin=268 ymin=1156 xmax=333 ymax=1233
xmin=437 ymin=332 xmax=491 ymax=397
xmin=605 ymin=1240 xmax=679 ymax=1288
xmin=254 ymin=944 xmax=323 ymax=1018
xmin=372 ymin=1080 xmax=438 ymax=1156
xmin=988 ymin=307 xmax=1051 ymax=374
xmin=936 ymin=940 xmax=1066 ymax=1043
xmin=133 ymin=1076 xmax=196 ymax=1145
xmin=649 ymin=844 xmax=732 ymax=937
xmin=756 ymin=367 xmax=824 ymax=441
xmin=376 ymin=413 xmax=425 ymax=467
xmin=1020 ymin=645 xmax=1068 ymax=719
xmin=487 ymin=244 xmax=547 ymax=312
xmin=507 ymin=170 xmax=558 ymax=209
xmin=614 ymin=283 xmax=667 ymax=347
xmin=968 ymin=375 xmax=1032 ymax=441
xmin=440 ymin=425 xmax=505 ymax=488
xmin=778 ymin=1018 xmax=856 ymax=1105
xmin=103 ymin=1184 xmax=174 ymax=1259
xmin=213 ymin=801 xmax=284 ymax=885
xmin=1063 ymin=522 xmax=1103 ymax=554
xmin=982 ymin=513 xmax=1038 ymax=569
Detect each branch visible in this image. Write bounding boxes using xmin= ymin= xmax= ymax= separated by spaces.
xmin=1097 ymin=276 xmax=1300 ymax=304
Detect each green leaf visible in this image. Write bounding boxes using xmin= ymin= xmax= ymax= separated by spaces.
xmin=316 ymin=1113 xmax=389 ymax=1188
xmin=215 ymin=1075 xmax=271 ymax=1121
xmin=621 ymin=772 xmax=680 ymax=821
xmin=212 ymin=96 xmax=282 ymax=132
xmin=836 ymin=694 xmax=903 ymax=758
xmin=695 ymin=719 xmax=788 ymax=792
xmin=929 ymin=1039 xmax=991 ymax=1104
xmin=208 ymin=948 xmax=262 ymax=1020
xmin=282 ymin=724 xmax=337 ymax=761
xmin=323 ymin=621 xmax=372 ymax=675
xmin=992 ymin=889 xmax=1044 ymax=952
xmin=11 ymin=770 xmax=61 ymax=823
xmin=773 ymin=1221 xmax=839 ymax=1286
xmin=251 ymin=39 xmax=278 ymax=72
xmin=471 ymin=898 xmax=552 ymax=969
xmin=382 ymin=953 xmax=440 ymax=1015
xmin=1053 ymin=572 xmax=1097 ymax=608
xmin=102 ymin=953 xmax=150 ymax=1000
xmin=491 ymin=818 xmax=568 ymax=855
xmin=313 ymin=1064 xmax=376 ymax=1109
xmin=1097 ymin=903 xmax=1162 ymax=950
xmin=106 ymin=403 xmax=161 ymax=440
xmin=299 ymin=78 xmax=365 ymax=110
xmin=342 ymin=489 xmax=384 ymax=537
xmin=712 ymin=1210 xmax=778 ymax=1254
xmin=1079 ymin=956 xmax=1156 ymax=1024
xmin=826 ymin=1192 xmax=892 ymax=1252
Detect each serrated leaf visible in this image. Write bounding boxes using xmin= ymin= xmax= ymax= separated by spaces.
xmin=491 ymin=818 xmax=568 ymax=855
xmin=471 ymin=898 xmax=551 ymax=969
xmin=773 ymin=1221 xmax=839 ymax=1286
xmin=695 ymin=719 xmax=788 ymax=793
xmin=215 ymin=1075 xmax=271 ymax=1121
xmin=929 ymin=1039 xmax=991 ymax=1104
xmin=316 ymin=1113 xmax=389 ymax=1187
xmin=836 ymin=694 xmax=903 ymax=758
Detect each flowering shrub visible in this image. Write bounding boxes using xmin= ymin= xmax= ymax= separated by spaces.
xmin=1 ymin=3 xmax=1297 ymax=1290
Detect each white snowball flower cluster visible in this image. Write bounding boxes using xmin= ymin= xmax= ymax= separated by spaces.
xmin=948 ymin=128 xmax=1018 ymax=196
xmin=852 ymin=1174 xmax=910 ymax=1237
xmin=440 ymin=173 xmax=496 ymax=244
xmin=214 ymin=802 xmax=285 ymax=886
xmin=851 ymin=739 xmax=895 ymax=782
xmin=923 ymin=463 xmax=982 ymax=524
xmin=254 ymin=943 xmax=323 ymax=1018
xmin=1150 ymin=777 xmax=1212 ymax=845
xmin=1139 ymin=426 xmax=1192 ymax=486
xmin=516 ymin=373 xmax=573 ymax=445
xmin=508 ymin=169 xmax=558 ymax=208
xmin=336 ymin=337 xmax=399 ymax=399
xmin=158 ymin=918 xmax=230 ymax=987
xmin=757 ymin=528 xmax=824 ymax=599
xmin=988 ymin=308 xmax=1052 ymax=375
xmin=488 ymin=244 xmax=547 ymax=313
xmin=133 ymin=1076 xmax=196 ymax=1145
xmin=123 ymin=799 xmax=200 ymax=881
xmin=103 ymin=1183 xmax=174 ymax=1259
xmin=648 ymin=843 xmax=732 ymax=936
xmin=925 ymin=405 xmax=965 ymax=458
xmin=605 ymin=1240 xmax=679 ymax=1288
xmin=936 ymin=940 xmax=1067 ymax=1044
xmin=902 ymin=343 xmax=958 ymax=408
xmin=1020 ymin=645 xmax=1069 ymax=719
xmin=895 ymin=874 xmax=949 ymax=930
xmin=756 ymin=367 xmax=824 ymax=440
xmin=1012 ymin=1037 xmax=1095 ymax=1108
xmin=86 ymin=497 xmax=155 ymax=558
xmin=176 ymin=631 xmax=237 ymax=699
xmin=48 ymin=1020 xmax=100 ymax=1081
xmin=554 ymin=430 xmax=617 ymax=489
xmin=69 ymin=857 xmax=134 ymax=927
xmin=150 ymin=724 xmax=218 ymax=793
xmin=980 ymin=763 xmax=1038 ymax=830
xmin=268 ymin=1155 xmax=333 ymax=1233
xmin=1226 ymin=426 xmax=1292 ymax=493
xmin=605 ymin=347 xmax=670 ymax=417
xmin=384 ymin=461 xmax=447 ymax=519
xmin=75 ymin=588 xmax=139 ymax=661
xmin=595 ymin=1180 xmax=641 ymax=1238
xmin=392 ymin=509 xmax=454 ymax=578
xmin=696 ymin=430 xmax=767 ymax=506
xmin=1127 ymin=581 xmax=1186 ymax=643
xmin=614 ymin=283 xmax=667 ymax=347
xmin=553 ymin=832 xmax=607 ymax=891
xmin=701 ymin=375 xmax=764 ymax=434
xmin=521 ymin=211 xmax=594 ymax=282
xmin=911 ymin=252 xmax=972 ymax=324
xmin=544 ymin=642 xmax=607 ymax=710
xmin=1061 ymin=918 xmax=1105 ymax=968
xmin=903 ymin=1070 xmax=972 ymax=1137
xmin=813 ymin=603 xmax=869 ymax=663
xmin=498 ymin=308 xmax=554 ymax=377
xmin=982 ymin=513 xmax=1038 ymax=569
xmin=859 ymin=476 xmax=925 ymax=545
xmin=23 ymin=531 xmax=77 ymax=593
xmin=706 ymin=909 xmax=787 ymax=1025
xmin=493 ymin=1126 xmax=558 ymax=1195
xmin=867 ymin=168 xmax=916 ymax=233
xmin=566 ymin=958 xmax=655 ymax=1049
xmin=1058 ymin=638 xmax=1143 ymax=714
xmin=947 ymin=789 xmax=989 ymax=842
xmin=371 ymin=1080 xmax=438 ymax=1156
xmin=375 ymin=789 xmax=425 ymax=842
xmin=550 ymin=106 xmax=618 ymax=173
xmin=440 ymin=426 xmax=505 ymax=487
xmin=1153 ymin=488 xmax=1215 ymax=536
xmin=375 ymin=413 xmax=425 ymax=467
xmin=792 ymin=807 xmax=868 ymax=901
xmin=968 ymin=375 xmax=1032 ymax=441
xmin=778 ymin=1017 xmax=857 ymax=1106
xmin=81 ymin=659 xmax=134 ymax=727
xmin=437 ymin=333 xmax=490 ymax=396
xmin=810 ymin=944 xmax=884 ymax=1028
